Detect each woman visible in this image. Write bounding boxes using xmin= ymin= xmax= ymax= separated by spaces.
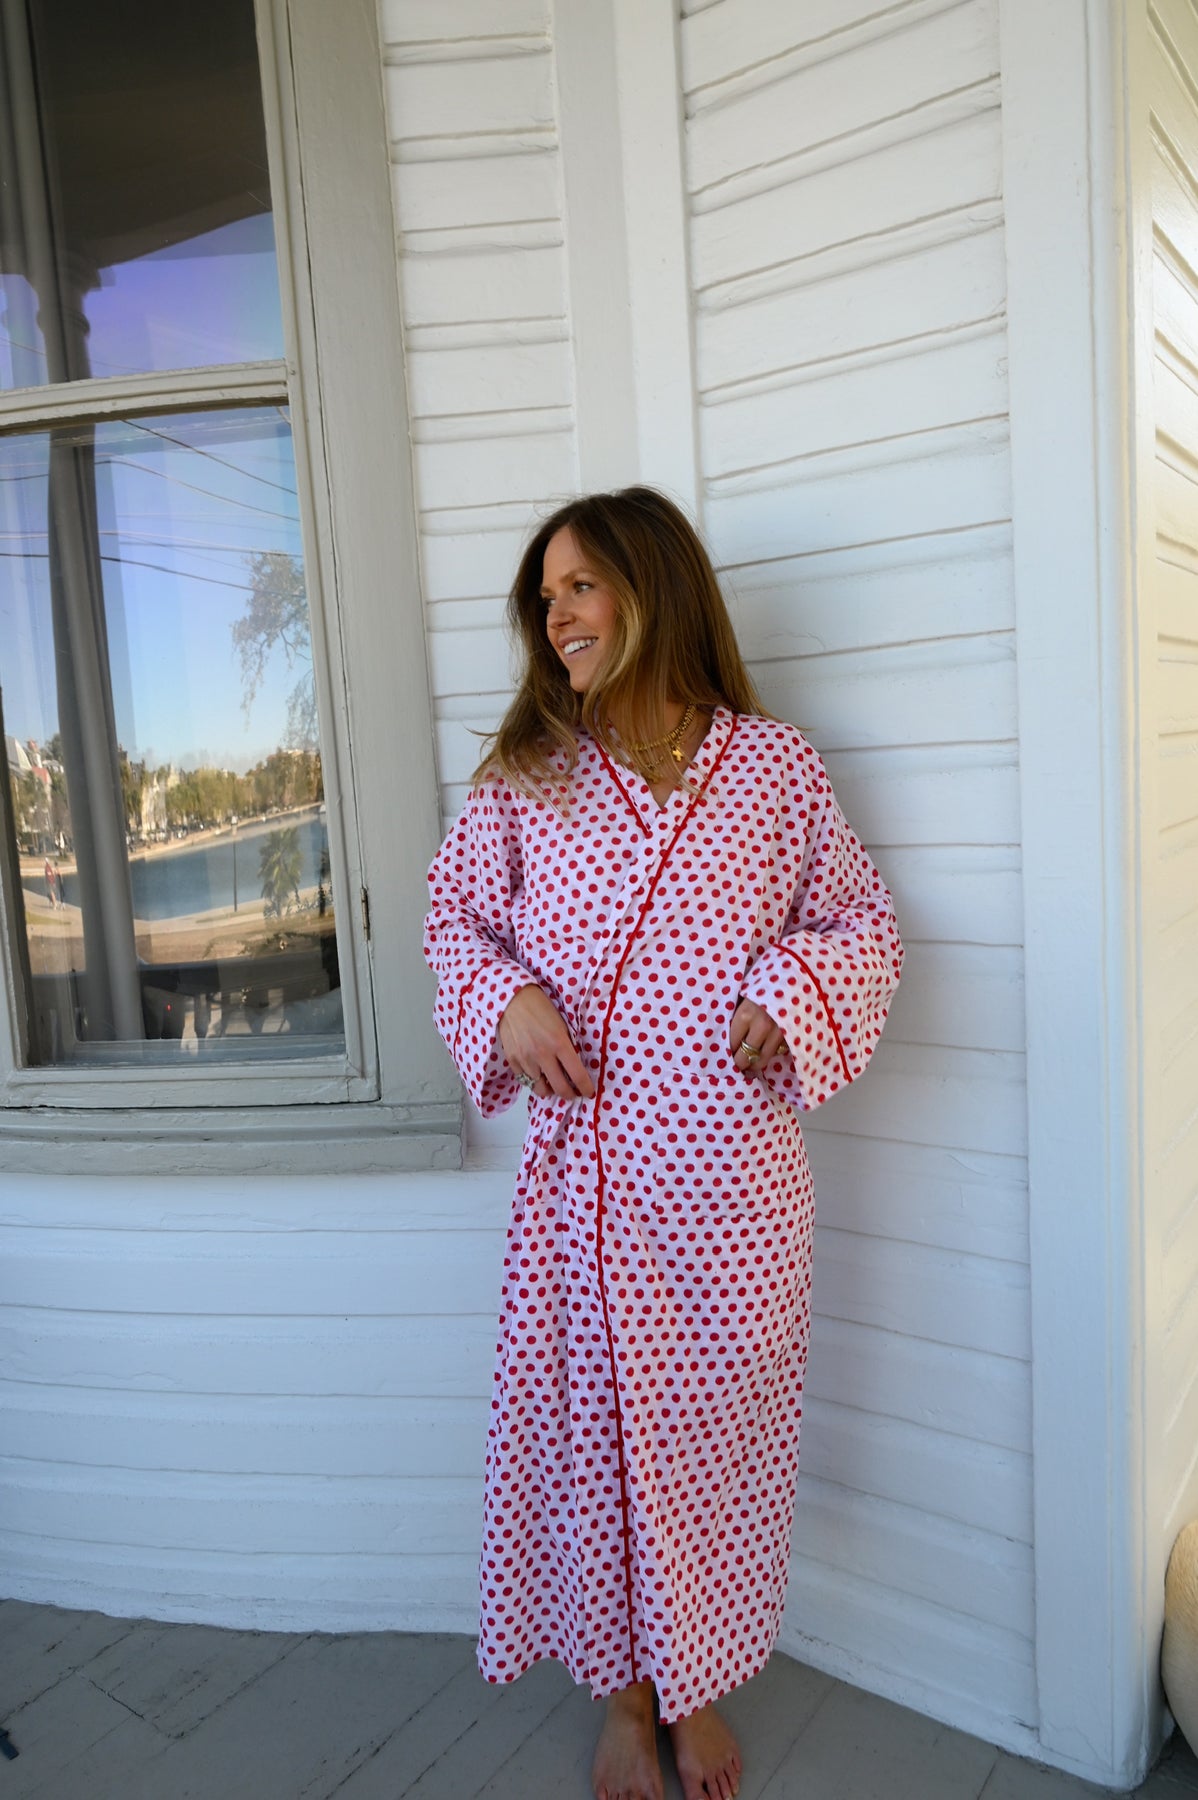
xmin=424 ymin=488 xmax=902 ymax=1800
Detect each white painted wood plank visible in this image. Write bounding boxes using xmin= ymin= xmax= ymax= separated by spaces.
xmin=385 ymin=50 xmax=553 ymax=141
xmin=752 ymin=635 xmax=1018 ymax=754
xmin=1153 ymin=0 xmax=1198 ymax=113
xmin=0 ymin=1387 xmax=489 ymax=1479
xmin=0 ymin=1537 xmax=482 ymax=1632
xmin=380 ymin=0 xmax=549 ymax=44
xmin=1165 ymin=1389 xmax=1198 ymax=1543
xmin=1158 ymin=734 xmax=1198 ymax=832
xmin=1156 ymin=357 xmax=1198 ymax=482
xmin=791 ymin=1472 xmax=1033 ymax=1638
xmin=0 ymin=1228 xmax=503 ymax=1316
xmin=390 ymin=149 xmax=560 ymax=235
xmin=1150 ymin=8 xmax=1198 ymax=209
xmin=880 ymin=941 xmax=1025 ymax=1053
xmin=704 ymin=424 xmax=1012 ymax=569
xmin=681 ymin=0 xmax=900 ymax=96
xmin=876 ymin=843 xmax=1023 ymax=948
xmin=428 ymin=622 xmax=518 ymax=698
xmin=1158 ymin=647 xmax=1198 ymax=734
xmin=1152 ymin=142 xmax=1198 ymax=325
xmin=812 ymin=1226 xmax=1029 ymax=1358
xmin=1164 ymin=1200 xmax=1198 ymax=1328
xmin=804 ymin=1315 xmax=1030 ymax=1452
xmin=805 ymin=1132 xmax=1027 ymax=1263
xmin=1165 ymin=1272 xmax=1198 ymax=1446
xmin=725 ymin=531 xmax=1015 ymax=659
xmin=420 ymin=517 xmax=532 ymax=600
xmin=1161 ymin=821 xmax=1198 ymax=930
xmin=1160 ymin=1023 xmax=1198 ymax=1148
xmin=808 ymin=1042 xmax=1026 ymax=1158
xmin=406 ymin=337 xmax=571 ymax=417
xmin=1154 ymin=238 xmax=1198 ymax=368
xmin=426 ymin=594 xmax=507 ymax=636
xmin=1157 ymin=552 xmax=1198 ymax=643
xmin=410 ymin=425 xmax=575 ymax=510
xmin=800 ymin=1397 xmax=1032 ymax=1543
xmin=0 ymin=1169 xmax=511 ymax=1233
xmin=781 ymin=1554 xmax=1036 ymax=1729
xmin=690 ymin=109 xmax=1002 ymax=292
xmin=1154 ymin=902 xmax=1198 ymax=1048
xmin=399 ymin=243 xmax=567 ymax=327
xmin=0 ymin=1308 xmax=499 ymax=1397
xmin=686 ymin=1 xmax=998 ymax=195
xmin=819 ymin=745 xmax=1021 ymax=848
xmin=696 ymin=225 xmax=1008 ymax=393
xmin=0 ymin=1461 xmax=482 ymax=1558
xmin=700 ymin=327 xmax=1008 ymax=480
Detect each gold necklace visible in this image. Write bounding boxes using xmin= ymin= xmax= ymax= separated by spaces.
xmin=628 ymin=701 xmax=697 ymax=771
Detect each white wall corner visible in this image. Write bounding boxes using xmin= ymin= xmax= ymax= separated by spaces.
xmin=999 ymin=0 xmax=1157 ymax=1783
xmin=553 ymin=0 xmax=700 ymax=515
xmin=610 ymin=0 xmax=701 ymax=520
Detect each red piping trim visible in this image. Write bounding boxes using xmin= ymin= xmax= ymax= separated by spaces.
xmin=593 ymin=740 xmax=652 ymax=837
xmin=774 ymin=939 xmax=852 ymax=1084
xmin=452 ymin=961 xmax=492 ymax=1064
xmin=588 ymin=714 xmax=740 ymax=1681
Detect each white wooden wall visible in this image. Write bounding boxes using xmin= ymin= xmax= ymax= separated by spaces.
xmin=1140 ymin=0 xmax=1198 ymax=1575
xmin=1 ymin=0 xmax=1169 ymax=1783
xmin=676 ymin=0 xmax=1033 ymax=1738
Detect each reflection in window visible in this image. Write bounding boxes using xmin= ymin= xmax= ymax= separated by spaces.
xmin=0 ymin=408 xmax=343 ymax=1064
xmin=0 ymin=0 xmax=284 ymax=388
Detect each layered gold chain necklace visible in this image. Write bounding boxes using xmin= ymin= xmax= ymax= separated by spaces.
xmin=626 ymin=701 xmax=697 ymax=773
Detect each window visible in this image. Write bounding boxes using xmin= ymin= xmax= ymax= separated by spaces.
xmin=0 ymin=1 xmax=457 ymax=1167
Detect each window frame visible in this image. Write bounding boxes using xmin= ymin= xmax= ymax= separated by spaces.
xmin=0 ymin=0 xmax=461 ymax=1170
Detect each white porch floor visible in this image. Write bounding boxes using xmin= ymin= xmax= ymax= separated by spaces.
xmin=2 ymin=1601 xmax=1196 ymax=1799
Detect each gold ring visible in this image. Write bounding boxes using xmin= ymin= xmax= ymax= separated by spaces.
xmin=738 ymin=1038 xmax=761 ymax=1061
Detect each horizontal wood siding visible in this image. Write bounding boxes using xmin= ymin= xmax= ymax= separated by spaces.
xmin=0 ymin=1171 xmax=510 ymax=1629
xmin=681 ymin=0 xmax=1032 ymax=1730
xmin=382 ymin=0 xmax=577 ymax=828
xmin=1148 ymin=0 xmax=1198 ymax=1545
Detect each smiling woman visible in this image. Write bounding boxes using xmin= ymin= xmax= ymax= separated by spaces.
xmin=423 ymin=486 xmax=904 ymax=1800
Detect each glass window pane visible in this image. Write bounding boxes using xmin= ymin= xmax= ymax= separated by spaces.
xmin=0 ymin=405 xmax=344 ymax=1066
xmin=0 ymin=1 xmax=284 ymax=389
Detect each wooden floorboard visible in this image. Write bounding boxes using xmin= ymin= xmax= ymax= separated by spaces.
xmin=1 ymin=1603 xmax=1196 ymax=1799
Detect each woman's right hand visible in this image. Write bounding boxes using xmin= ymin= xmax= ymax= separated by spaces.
xmin=499 ymin=985 xmax=595 ymax=1100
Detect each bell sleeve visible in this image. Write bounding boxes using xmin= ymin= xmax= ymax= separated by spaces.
xmin=423 ymin=782 xmax=538 ymax=1116
xmin=740 ymin=742 xmax=903 ymax=1112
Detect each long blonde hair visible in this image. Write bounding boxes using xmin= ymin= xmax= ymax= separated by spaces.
xmin=474 ymin=487 xmax=765 ymax=798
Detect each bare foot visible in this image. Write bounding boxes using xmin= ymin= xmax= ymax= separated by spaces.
xmin=667 ymin=1703 xmax=742 ymax=1800
xmin=592 ymin=1681 xmax=664 ymax=1800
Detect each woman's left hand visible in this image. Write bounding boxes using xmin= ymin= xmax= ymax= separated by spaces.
xmin=729 ymin=997 xmax=787 ymax=1072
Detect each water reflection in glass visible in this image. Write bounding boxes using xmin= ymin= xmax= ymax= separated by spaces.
xmin=0 ymin=407 xmax=343 ymax=1064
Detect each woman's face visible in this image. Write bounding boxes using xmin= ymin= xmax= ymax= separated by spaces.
xmin=540 ymin=526 xmax=619 ymax=694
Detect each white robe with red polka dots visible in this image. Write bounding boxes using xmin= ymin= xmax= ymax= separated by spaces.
xmin=424 ymin=706 xmax=902 ymax=1722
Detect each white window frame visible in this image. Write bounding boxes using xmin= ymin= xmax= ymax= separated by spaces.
xmin=0 ymin=0 xmax=460 ymax=1172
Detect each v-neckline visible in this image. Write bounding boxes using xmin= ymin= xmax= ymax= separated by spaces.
xmin=622 ymin=705 xmax=729 ymax=818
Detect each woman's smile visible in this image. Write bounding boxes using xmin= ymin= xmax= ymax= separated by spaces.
xmin=541 ymin=525 xmax=618 ymax=692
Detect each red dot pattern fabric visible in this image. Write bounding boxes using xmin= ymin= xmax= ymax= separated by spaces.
xmin=424 ymin=708 xmax=903 ymax=1722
